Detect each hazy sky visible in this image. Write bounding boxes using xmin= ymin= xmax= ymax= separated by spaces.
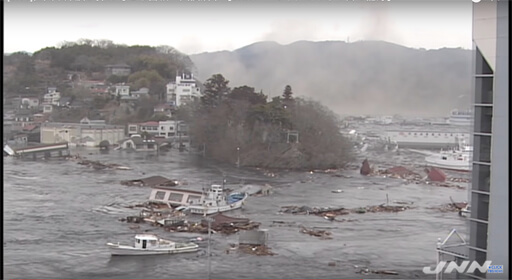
xmin=4 ymin=0 xmax=473 ymax=55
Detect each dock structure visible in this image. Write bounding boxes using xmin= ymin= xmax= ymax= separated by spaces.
xmin=3 ymin=142 xmax=70 ymax=160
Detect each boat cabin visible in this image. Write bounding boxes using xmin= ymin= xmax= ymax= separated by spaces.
xmin=205 ymin=184 xmax=225 ymax=202
xmin=148 ymin=187 xmax=204 ymax=207
xmin=134 ymin=234 xmax=173 ymax=250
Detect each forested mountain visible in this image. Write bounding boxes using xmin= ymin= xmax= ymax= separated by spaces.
xmin=191 ymin=40 xmax=473 ymax=117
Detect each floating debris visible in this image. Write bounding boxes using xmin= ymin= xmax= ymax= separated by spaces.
xmin=77 ymin=159 xmax=131 ymax=170
xmin=237 ymin=244 xmax=276 ymax=256
xmin=121 ymin=176 xmax=179 ymax=187
xmin=299 ymin=226 xmax=332 ymax=239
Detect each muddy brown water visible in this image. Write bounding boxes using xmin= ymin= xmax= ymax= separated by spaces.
xmin=4 ymin=147 xmax=469 ymax=279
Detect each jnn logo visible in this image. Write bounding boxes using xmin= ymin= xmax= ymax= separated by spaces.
xmin=423 ymin=261 xmax=503 ymax=274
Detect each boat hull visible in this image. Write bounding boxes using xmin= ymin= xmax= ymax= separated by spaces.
xmin=107 ymin=243 xmax=199 ymax=256
xmin=425 ymin=158 xmax=472 ymax=172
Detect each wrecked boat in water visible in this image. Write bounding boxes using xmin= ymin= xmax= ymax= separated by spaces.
xmin=148 ymin=183 xmax=249 ymax=215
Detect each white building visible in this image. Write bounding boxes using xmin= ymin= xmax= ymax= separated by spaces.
xmin=43 ymin=91 xmax=61 ymax=105
xmin=21 ymin=97 xmax=40 ymax=109
xmin=113 ymin=85 xmax=130 ymax=97
xmin=166 ymin=72 xmax=201 ymax=106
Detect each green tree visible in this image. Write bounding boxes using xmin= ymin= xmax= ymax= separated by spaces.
xmin=282 ymin=85 xmax=293 ymax=101
xmin=227 ymin=86 xmax=267 ymax=105
xmin=200 ymin=74 xmax=230 ymax=109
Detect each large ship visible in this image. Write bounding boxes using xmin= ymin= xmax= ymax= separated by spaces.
xmin=446 ymin=109 xmax=473 ymax=126
xmin=384 ymin=130 xmax=471 ymax=150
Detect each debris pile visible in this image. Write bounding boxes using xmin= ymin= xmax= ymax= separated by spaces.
xmin=352 ymin=204 xmax=412 ymax=214
xmin=121 ymin=176 xmax=178 ymax=187
xmin=237 ymin=244 xmax=276 ymax=256
xmin=428 ymin=204 xmax=463 ymax=212
xmin=270 ymin=221 xmax=297 ymax=227
xmin=356 ymin=268 xmax=399 ymax=275
xmin=426 ymin=167 xmax=447 ymax=182
xmin=448 ymin=177 xmax=471 ymax=183
xmin=360 ymin=159 xmax=372 ymax=175
xmin=280 ymin=206 xmax=350 ymax=216
xmin=77 ymin=159 xmax=131 ymax=170
xmin=299 ymin=226 xmax=332 ymax=239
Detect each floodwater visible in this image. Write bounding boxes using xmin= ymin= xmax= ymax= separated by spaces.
xmin=4 ymin=143 xmax=470 ymax=279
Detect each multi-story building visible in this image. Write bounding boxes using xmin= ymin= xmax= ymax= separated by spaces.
xmin=43 ymin=87 xmax=61 ymax=105
xmin=467 ymin=1 xmax=509 ymax=279
xmin=40 ymin=118 xmax=125 ymax=147
xmin=166 ymin=72 xmax=201 ymax=106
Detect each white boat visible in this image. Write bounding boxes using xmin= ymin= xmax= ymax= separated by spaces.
xmin=186 ymin=185 xmax=249 ymax=216
xmin=106 ymin=234 xmax=199 ymax=256
xmin=425 ymin=140 xmax=472 ymax=172
xmin=148 ymin=183 xmax=249 ymax=216
xmin=447 ymin=109 xmax=473 ymax=126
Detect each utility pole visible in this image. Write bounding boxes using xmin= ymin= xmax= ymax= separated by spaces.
xmin=206 ymin=217 xmax=213 ymax=280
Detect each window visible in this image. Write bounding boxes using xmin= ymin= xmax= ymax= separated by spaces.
xmin=414 ymin=133 xmax=417 ymax=135
xmin=187 ymin=195 xmax=202 ymax=203
xmin=161 ymin=126 xmax=164 ymax=130
xmin=155 ymin=191 xmax=166 ymax=200
xmin=129 ymin=126 xmax=137 ymax=131
xmin=168 ymin=193 xmax=184 ymax=202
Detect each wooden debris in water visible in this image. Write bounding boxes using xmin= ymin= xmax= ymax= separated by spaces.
xmin=299 ymin=226 xmax=332 ymax=239
xmin=237 ymin=244 xmax=276 ymax=256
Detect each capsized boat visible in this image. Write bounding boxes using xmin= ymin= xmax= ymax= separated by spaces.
xmin=106 ymin=234 xmax=199 ymax=256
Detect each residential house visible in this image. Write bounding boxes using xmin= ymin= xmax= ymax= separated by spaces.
xmin=58 ymin=97 xmax=72 ymax=107
xmin=22 ymin=125 xmax=41 ymax=143
xmin=139 ymin=121 xmax=159 ymax=136
xmin=154 ymin=104 xmax=174 ymax=117
xmin=113 ymin=84 xmax=130 ymax=97
xmin=14 ymin=109 xmax=33 ymax=123
xmin=166 ymin=72 xmax=201 ymax=106
xmin=158 ymin=120 xmax=179 ymax=138
xmin=42 ymin=104 xmax=54 ymax=114
xmin=131 ymin=87 xmax=150 ymax=98
xmin=21 ymin=97 xmax=40 ymax=109
xmin=127 ymin=121 xmax=160 ymax=137
xmin=118 ymin=134 xmax=158 ymax=152
xmin=33 ymin=113 xmax=49 ymax=124
xmin=43 ymin=89 xmax=61 ymax=105
xmin=48 ymin=87 xmax=58 ymax=94
xmin=105 ymin=64 xmax=132 ymax=76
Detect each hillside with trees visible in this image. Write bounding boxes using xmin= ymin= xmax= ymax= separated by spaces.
xmin=3 ymin=39 xmax=194 ymax=124
xmin=182 ymin=74 xmax=354 ymax=170
xmin=190 ymin=40 xmax=473 ymax=117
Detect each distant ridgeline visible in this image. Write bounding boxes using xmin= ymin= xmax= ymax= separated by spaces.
xmin=190 ymin=40 xmax=473 ymax=116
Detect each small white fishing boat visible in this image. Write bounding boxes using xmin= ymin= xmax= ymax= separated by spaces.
xmin=424 ymin=139 xmax=473 ymax=172
xmin=186 ymin=185 xmax=249 ymax=216
xmin=106 ymin=234 xmax=199 ymax=256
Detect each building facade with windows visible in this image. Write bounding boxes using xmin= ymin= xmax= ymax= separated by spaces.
xmin=166 ymin=72 xmax=201 ymax=106
xmin=467 ymin=0 xmax=508 ymax=279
